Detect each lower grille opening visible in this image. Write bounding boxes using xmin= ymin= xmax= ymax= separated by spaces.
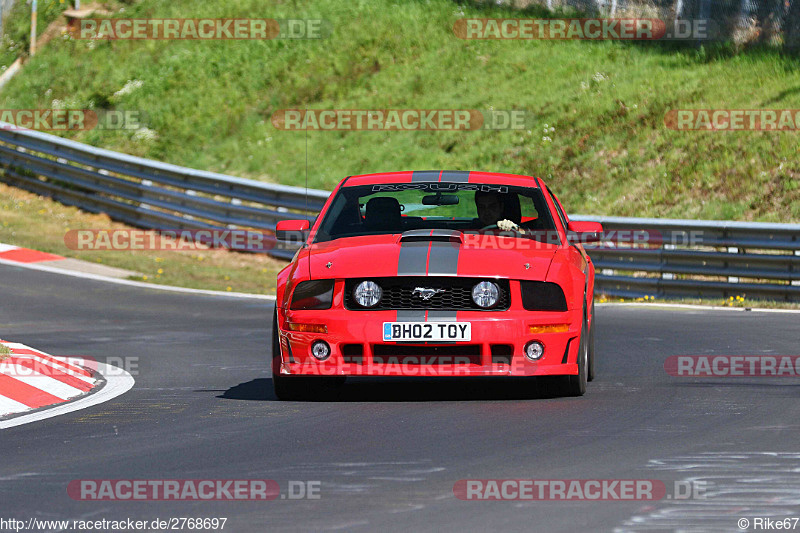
xmin=490 ymin=344 xmax=514 ymax=365
xmin=372 ymin=344 xmax=481 ymax=365
xmin=342 ymin=344 xmax=364 ymax=364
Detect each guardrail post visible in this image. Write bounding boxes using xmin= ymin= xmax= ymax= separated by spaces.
xmin=30 ymin=0 xmax=37 ymax=57
xmin=662 ymin=243 xmax=674 ymax=283
xmin=727 ymin=246 xmax=739 ymax=285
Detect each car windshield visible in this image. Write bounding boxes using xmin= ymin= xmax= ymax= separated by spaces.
xmin=314 ymin=182 xmax=559 ymax=244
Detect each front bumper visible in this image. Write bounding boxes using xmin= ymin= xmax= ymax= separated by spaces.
xmin=277 ymin=307 xmax=582 ymax=377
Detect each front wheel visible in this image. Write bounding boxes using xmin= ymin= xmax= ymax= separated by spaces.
xmin=587 ymin=300 xmax=596 ymax=382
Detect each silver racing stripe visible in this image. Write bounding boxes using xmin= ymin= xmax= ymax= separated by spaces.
xmin=396 ymin=239 xmax=430 ymax=322
xmin=426 ymin=241 xmax=459 ymax=276
xmin=397 ymin=241 xmax=429 ymax=276
xmin=427 ymin=310 xmax=457 ymax=321
xmin=411 ymin=170 xmax=440 ymax=182
xmin=396 ymin=231 xmax=461 ymax=323
xmin=396 ymin=310 xmax=426 ymax=322
xmin=439 ymin=170 xmax=470 ymax=182
xmin=410 ymin=170 xmax=471 ymax=183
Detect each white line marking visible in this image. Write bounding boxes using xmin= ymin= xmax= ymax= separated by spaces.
xmin=0 ymin=362 xmax=135 ymax=429
xmin=29 ymin=356 xmax=96 ymax=384
xmin=0 ymin=343 xmax=93 ymax=377
xmin=0 ymin=395 xmax=29 ymax=416
xmin=0 ymin=257 xmax=275 ymax=300
xmin=5 ymin=354 xmax=96 ymax=384
xmin=0 ymin=363 xmax=85 ymax=399
xmin=0 ymin=244 xmax=19 ymax=253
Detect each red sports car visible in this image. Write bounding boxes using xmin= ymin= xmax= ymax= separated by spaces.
xmin=272 ymin=171 xmax=602 ymax=399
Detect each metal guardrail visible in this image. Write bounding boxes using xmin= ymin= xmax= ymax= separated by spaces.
xmin=572 ymin=216 xmax=800 ymax=302
xmin=0 ymin=122 xmax=329 ymax=259
xmin=0 ymin=124 xmax=798 ymax=301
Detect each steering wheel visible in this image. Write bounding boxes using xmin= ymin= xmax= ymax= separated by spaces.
xmin=480 ymin=222 xmax=525 ymax=234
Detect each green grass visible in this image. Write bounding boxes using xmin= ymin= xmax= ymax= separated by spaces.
xmin=0 ymin=343 xmax=10 ymax=361
xmin=0 ymin=0 xmax=71 ymax=69
xmin=0 ymin=0 xmax=798 ymax=224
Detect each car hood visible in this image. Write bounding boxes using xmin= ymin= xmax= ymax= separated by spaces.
xmin=307 ymin=233 xmax=558 ymax=281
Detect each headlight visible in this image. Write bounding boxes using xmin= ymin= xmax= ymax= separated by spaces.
xmin=520 ymin=281 xmax=568 ymax=311
xmin=353 ymin=280 xmax=382 ymax=308
xmin=290 ymin=280 xmax=334 ymax=310
xmin=472 ymin=281 xmax=499 ymax=308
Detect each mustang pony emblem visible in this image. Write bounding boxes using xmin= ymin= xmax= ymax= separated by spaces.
xmin=413 ymin=287 xmax=445 ymax=300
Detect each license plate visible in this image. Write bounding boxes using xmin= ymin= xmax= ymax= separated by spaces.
xmin=383 ymin=322 xmax=471 ymax=342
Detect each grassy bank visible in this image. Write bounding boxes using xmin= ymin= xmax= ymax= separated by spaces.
xmin=0 ymin=0 xmax=72 ymax=69
xmin=0 ymin=0 xmax=795 ymax=222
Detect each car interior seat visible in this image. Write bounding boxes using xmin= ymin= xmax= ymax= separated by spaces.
xmin=502 ymin=192 xmax=522 ymax=225
xmin=365 ymin=197 xmax=402 ymax=232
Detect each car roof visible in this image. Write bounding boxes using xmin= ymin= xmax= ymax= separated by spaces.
xmin=342 ymin=171 xmax=542 ymax=188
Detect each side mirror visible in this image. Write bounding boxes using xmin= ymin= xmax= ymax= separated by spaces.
xmin=567 ymin=221 xmax=603 ymax=244
xmin=276 ymin=219 xmax=310 ymax=243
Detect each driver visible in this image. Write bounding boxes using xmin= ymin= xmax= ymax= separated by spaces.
xmin=474 ymin=190 xmax=525 ymax=233
xmin=475 ymin=190 xmax=504 ymax=227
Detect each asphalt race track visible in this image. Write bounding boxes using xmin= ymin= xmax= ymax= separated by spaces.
xmin=1 ymin=262 xmax=799 ymax=532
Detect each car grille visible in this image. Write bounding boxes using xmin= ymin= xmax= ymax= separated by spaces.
xmin=344 ymin=277 xmax=510 ymax=311
xmin=372 ymin=344 xmax=482 ymax=365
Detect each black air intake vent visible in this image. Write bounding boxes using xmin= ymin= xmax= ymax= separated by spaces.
xmin=399 ymin=229 xmax=463 ymax=244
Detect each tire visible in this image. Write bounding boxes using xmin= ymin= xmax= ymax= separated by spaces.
xmin=562 ymin=317 xmax=588 ymax=397
xmin=271 ymin=309 xmax=343 ymax=401
xmin=587 ymin=300 xmax=596 ymax=382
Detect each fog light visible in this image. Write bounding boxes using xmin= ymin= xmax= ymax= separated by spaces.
xmin=311 ymin=340 xmax=331 ymax=361
xmin=524 ymin=341 xmax=545 ymax=361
